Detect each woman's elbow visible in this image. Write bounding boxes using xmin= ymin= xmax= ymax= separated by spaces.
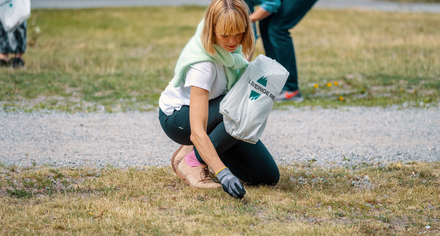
xmin=190 ymin=130 xmax=206 ymax=144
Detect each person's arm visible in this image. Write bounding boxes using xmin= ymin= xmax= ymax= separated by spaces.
xmin=245 ymin=1 xmax=279 ymax=61
xmin=249 ymin=7 xmax=271 ymax=23
xmin=189 ymin=86 xmax=226 ymax=174
xmin=189 ymin=86 xmax=246 ymax=198
xmin=248 ymin=0 xmax=281 ymax=22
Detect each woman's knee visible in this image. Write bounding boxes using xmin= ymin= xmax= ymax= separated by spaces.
xmin=249 ymin=167 xmax=280 ymax=186
xmin=264 ymin=168 xmax=280 ymax=185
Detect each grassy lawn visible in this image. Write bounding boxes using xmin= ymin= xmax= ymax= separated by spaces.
xmin=1 ymin=6 xmax=439 ymax=235
xmin=0 ymin=162 xmax=439 ymax=235
xmin=1 ymin=7 xmax=439 ymax=112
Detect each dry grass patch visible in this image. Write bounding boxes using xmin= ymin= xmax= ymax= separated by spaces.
xmin=0 ymin=162 xmax=439 ymax=235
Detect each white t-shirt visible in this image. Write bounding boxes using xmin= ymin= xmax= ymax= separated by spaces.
xmin=159 ymin=62 xmax=228 ymax=116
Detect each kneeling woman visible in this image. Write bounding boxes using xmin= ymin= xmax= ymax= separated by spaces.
xmin=158 ymin=0 xmax=279 ymax=199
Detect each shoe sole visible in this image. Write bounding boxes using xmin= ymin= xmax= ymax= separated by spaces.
xmin=171 ymin=145 xmax=184 ymax=174
xmin=171 ymin=146 xmax=192 ymax=184
xmin=276 ymin=97 xmax=304 ymax=103
xmin=291 ymin=97 xmax=304 ymax=103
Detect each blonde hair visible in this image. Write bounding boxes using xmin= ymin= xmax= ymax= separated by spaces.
xmin=201 ymin=0 xmax=254 ymax=57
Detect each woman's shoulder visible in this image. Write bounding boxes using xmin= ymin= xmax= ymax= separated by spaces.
xmin=186 ymin=61 xmax=226 ymax=84
xmin=190 ymin=61 xmax=223 ymax=72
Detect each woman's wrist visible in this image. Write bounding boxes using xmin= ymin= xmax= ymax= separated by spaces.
xmin=215 ymin=167 xmax=228 ymax=176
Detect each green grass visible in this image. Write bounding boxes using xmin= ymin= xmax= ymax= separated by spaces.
xmin=0 ymin=162 xmax=439 ymax=235
xmin=1 ymin=7 xmax=439 ymax=112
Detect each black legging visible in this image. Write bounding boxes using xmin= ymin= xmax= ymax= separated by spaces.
xmin=159 ymin=95 xmax=279 ymax=185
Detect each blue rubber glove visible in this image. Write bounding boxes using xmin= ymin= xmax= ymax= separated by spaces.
xmin=216 ymin=168 xmax=246 ymax=199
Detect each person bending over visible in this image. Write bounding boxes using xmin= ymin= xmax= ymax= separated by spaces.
xmin=158 ymin=0 xmax=280 ymax=199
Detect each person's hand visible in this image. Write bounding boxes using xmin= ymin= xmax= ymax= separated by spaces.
xmin=216 ymin=168 xmax=246 ymax=198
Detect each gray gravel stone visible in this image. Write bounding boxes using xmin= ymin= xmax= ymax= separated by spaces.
xmin=1 ymin=106 xmax=439 ymax=169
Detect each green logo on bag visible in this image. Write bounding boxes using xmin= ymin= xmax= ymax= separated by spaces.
xmin=249 ymin=90 xmax=260 ymax=101
xmin=248 ymin=76 xmax=275 ymax=101
xmin=257 ymin=76 xmax=268 ymax=87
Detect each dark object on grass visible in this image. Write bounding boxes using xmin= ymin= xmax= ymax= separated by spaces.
xmin=12 ymin=57 xmax=25 ymax=68
xmin=0 ymin=59 xmax=8 ymax=67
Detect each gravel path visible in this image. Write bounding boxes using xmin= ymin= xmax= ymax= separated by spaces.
xmin=5 ymin=1 xmax=439 ymax=170
xmin=1 ymin=106 xmax=439 ymax=169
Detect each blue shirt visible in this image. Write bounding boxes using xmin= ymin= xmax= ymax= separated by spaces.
xmin=244 ymin=0 xmax=281 ymax=14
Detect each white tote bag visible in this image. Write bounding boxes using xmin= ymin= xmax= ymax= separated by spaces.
xmin=0 ymin=0 xmax=31 ymax=32
xmin=219 ymin=54 xmax=289 ymax=144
